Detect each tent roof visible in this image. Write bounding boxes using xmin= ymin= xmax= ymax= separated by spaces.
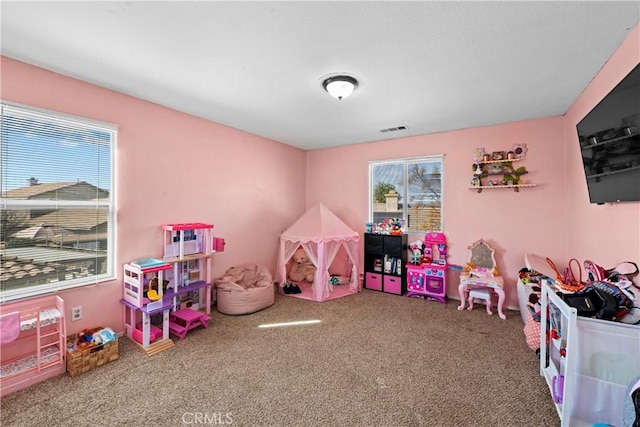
xmin=281 ymin=203 xmax=359 ymax=243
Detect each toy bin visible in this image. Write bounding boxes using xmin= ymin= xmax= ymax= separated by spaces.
xmin=365 ymin=272 xmax=382 ymax=291
xmin=383 ymin=275 xmax=403 ymax=295
xmin=66 ymin=333 xmax=119 ymax=377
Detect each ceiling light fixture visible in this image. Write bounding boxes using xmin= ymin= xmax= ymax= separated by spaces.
xmin=322 ymin=75 xmax=358 ymax=100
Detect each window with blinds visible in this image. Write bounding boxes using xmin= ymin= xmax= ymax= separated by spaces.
xmin=369 ymin=156 xmax=444 ymax=233
xmin=0 ymin=102 xmax=116 ymax=303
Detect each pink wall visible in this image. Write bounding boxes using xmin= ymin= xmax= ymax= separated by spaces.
xmin=307 ymin=117 xmax=566 ymax=309
xmin=2 ymin=22 xmax=638 ymax=331
xmin=308 ymin=24 xmax=640 ymax=309
xmin=563 ymin=24 xmax=640 ymax=267
xmin=1 ymin=57 xmax=307 ymax=334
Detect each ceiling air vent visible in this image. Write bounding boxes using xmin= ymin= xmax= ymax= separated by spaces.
xmin=380 ymin=125 xmax=408 ymax=133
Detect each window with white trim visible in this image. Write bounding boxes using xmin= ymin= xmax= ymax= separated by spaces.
xmin=369 ymin=156 xmax=443 ymax=233
xmin=0 ymin=102 xmax=116 ymax=303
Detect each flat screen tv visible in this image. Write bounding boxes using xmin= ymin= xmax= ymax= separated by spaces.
xmin=576 ymin=63 xmax=640 ymax=204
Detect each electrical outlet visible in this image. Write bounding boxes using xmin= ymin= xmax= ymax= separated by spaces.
xmin=71 ymin=306 xmax=82 ymax=321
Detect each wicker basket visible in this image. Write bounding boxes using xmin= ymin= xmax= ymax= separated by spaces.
xmin=66 ymin=335 xmax=119 ymax=377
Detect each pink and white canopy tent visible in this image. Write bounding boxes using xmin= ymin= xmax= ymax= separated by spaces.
xmin=276 ymin=203 xmax=360 ymax=302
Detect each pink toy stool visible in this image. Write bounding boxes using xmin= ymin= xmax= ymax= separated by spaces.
xmin=467 ymin=288 xmax=493 ymax=315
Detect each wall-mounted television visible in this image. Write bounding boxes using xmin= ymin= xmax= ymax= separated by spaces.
xmin=576 ymin=63 xmax=640 ymax=204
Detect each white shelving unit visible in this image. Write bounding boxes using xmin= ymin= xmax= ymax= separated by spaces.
xmin=470 ymin=183 xmax=537 ymax=193
xmin=540 ymin=280 xmax=640 ymax=426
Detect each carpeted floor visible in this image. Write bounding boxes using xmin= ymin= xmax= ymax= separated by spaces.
xmin=0 ymin=289 xmax=559 ymax=426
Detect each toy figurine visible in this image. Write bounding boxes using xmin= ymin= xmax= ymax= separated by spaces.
xmin=390 ymin=221 xmax=403 ymax=235
xmin=409 ymin=240 xmax=424 ymax=265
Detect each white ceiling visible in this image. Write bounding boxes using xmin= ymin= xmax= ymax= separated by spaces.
xmin=2 ymin=1 xmax=639 ymax=150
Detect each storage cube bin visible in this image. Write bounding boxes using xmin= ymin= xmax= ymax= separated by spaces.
xmin=384 ymin=275 xmax=403 ymax=295
xmin=365 ymin=272 xmax=382 ymax=291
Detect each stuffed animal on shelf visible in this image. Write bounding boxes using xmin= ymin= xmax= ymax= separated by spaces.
xmin=289 ymin=247 xmax=317 ymax=283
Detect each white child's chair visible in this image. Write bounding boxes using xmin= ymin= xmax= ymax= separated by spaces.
xmin=467 ymin=288 xmax=493 ymax=315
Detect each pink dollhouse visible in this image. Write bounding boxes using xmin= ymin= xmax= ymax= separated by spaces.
xmin=121 ymin=222 xmax=224 ymax=355
xmin=406 ymin=232 xmax=448 ymax=303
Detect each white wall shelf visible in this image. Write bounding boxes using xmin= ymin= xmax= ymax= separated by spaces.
xmin=470 ymin=184 xmax=537 ymax=193
xmin=471 ymin=146 xmax=535 ymax=191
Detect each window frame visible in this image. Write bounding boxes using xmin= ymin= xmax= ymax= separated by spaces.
xmin=0 ymin=101 xmax=117 ymax=303
xmin=368 ymin=155 xmax=444 ymax=234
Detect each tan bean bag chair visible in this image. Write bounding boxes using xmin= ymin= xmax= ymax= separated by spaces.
xmin=214 ymin=264 xmax=275 ymax=315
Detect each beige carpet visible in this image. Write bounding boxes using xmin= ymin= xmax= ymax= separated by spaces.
xmin=1 ymin=289 xmax=559 ymax=426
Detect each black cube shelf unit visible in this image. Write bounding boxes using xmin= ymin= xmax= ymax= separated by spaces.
xmin=364 ymin=233 xmax=407 ymax=295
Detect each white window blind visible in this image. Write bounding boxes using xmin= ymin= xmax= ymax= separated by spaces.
xmin=369 ymin=156 xmax=444 ymax=233
xmin=0 ymin=102 xmax=117 ymax=303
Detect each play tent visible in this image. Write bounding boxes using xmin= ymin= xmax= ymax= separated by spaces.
xmin=276 ymin=203 xmax=360 ymax=302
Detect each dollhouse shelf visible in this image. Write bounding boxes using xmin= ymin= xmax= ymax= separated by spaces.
xmin=470 ymin=183 xmax=536 ymax=193
xmin=164 ymin=252 xmax=216 ymax=263
xmin=162 ymin=280 xmax=210 ymax=301
xmin=121 ymin=280 xmax=210 ymax=315
xmin=121 ymin=299 xmax=172 ymax=315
